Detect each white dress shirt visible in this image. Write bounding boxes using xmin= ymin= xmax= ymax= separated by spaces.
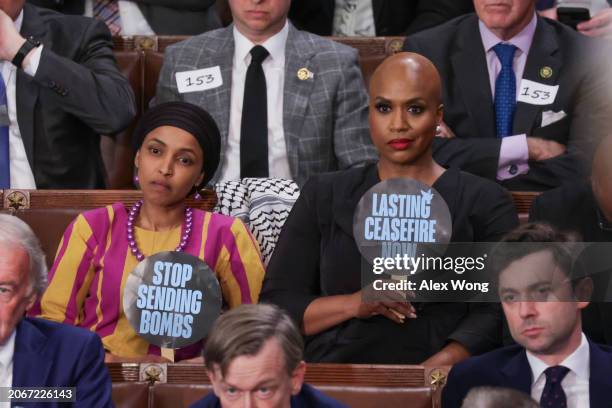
xmin=1 ymin=10 xmax=41 ymax=189
xmin=527 ymin=333 xmax=590 ymax=408
xmin=219 ymin=22 xmax=292 ymax=182
xmin=333 ymin=0 xmax=376 ymax=37
xmin=0 ymin=330 xmax=16 ymax=408
xmin=85 ymin=0 xmax=155 ymax=35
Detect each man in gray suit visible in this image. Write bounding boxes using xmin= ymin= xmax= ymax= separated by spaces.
xmin=155 ymin=0 xmax=375 ymax=186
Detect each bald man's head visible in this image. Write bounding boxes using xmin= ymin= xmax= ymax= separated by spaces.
xmin=369 ymin=52 xmax=443 ymax=106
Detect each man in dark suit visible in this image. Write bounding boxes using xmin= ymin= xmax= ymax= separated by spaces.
xmin=27 ymin=0 xmax=221 ymax=35
xmin=442 ymin=223 xmax=612 ymax=407
xmin=403 ymin=0 xmax=611 ymax=191
xmin=0 ymin=214 xmax=113 ymax=407
xmin=190 ymin=304 xmax=346 ymax=408
xmin=288 ymin=0 xmax=474 ymax=36
xmin=0 ymin=0 xmax=135 ymax=189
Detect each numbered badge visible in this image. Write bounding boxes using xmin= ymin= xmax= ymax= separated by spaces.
xmin=176 ymin=67 xmax=223 ymax=94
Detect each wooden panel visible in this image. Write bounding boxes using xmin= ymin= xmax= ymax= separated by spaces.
xmin=511 ymin=191 xmax=540 ymax=216
xmin=108 ymin=363 xmax=429 ymax=387
xmin=1 ymin=189 xmax=217 ymax=212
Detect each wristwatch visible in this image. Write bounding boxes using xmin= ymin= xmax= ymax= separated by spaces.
xmin=12 ymin=36 xmax=41 ymax=69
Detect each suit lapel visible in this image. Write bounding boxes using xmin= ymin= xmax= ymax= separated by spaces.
xmin=12 ymin=319 xmax=52 ymax=388
xmin=451 ymin=17 xmax=496 ymax=139
xmin=500 ymin=349 xmax=533 ymax=395
xmin=16 ymin=4 xmax=47 ymax=167
xmin=588 ymin=341 xmax=612 ymax=407
xmin=512 ymin=17 xmax=562 ymax=135
xmin=283 ymin=25 xmax=316 ymax=179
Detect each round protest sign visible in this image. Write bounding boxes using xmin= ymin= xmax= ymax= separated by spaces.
xmin=123 ymin=251 xmax=222 ymax=349
xmin=353 ymin=178 xmax=452 ymax=272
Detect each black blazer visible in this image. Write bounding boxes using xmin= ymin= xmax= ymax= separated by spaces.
xmin=289 ymin=0 xmax=473 ymax=36
xmin=403 ymin=14 xmax=611 ymax=191
xmin=26 ymin=0 xmax=221 ymax=35
xmin=261 ymin=163 xmax=519 ymax=364
xmin=442 ymin=341 xmax=612 ymax=408
xmin=19 ymin=4 xmax=135 ymax=188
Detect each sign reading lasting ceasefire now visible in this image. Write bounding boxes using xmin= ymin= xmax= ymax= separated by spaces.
xmin=353 ymin=178 xmax=453 ymax=269
xmin=123 ymin=252 xmax=222 ymax=349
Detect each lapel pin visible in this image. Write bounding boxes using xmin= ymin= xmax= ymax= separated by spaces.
xmin=297 ymin=68 xmax=313 ymax=81
xmin=539 ymin=66 xmax=553 ymax=79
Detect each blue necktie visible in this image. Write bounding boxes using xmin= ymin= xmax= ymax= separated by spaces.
xmin=540 ymin=365 xmax=570 ymax=408
xmin=493 ymin=43 xmax=517 ymax=138
xmin=0 ymin=73 xmax=9 ymax=188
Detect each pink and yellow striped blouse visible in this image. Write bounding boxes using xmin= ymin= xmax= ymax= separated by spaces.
xmin=32 ymin=203 xmax=265 ymax=360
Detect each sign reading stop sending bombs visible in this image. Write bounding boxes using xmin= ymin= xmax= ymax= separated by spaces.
xmin=123 ymin=252 xmax=222 ymax=349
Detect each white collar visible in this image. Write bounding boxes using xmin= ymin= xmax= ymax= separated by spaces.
xmin=0 ymin=330 xmax=16 ymax=373
xmin=527 ymin=333 xmax=590 ymax=386
xmin=15 ymin=9 xmax=24 ymax=33
xmin=233 ymin=21 xmax=289 ymax=68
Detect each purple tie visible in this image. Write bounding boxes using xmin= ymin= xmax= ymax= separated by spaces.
xmin=540 ymin=365 xmax=570 ymax=408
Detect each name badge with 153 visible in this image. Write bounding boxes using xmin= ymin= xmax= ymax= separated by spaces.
xmin=176 ymin=67 xmax=223 ymax=94
xmin=517 ymin=79 xmax=559 ymax=106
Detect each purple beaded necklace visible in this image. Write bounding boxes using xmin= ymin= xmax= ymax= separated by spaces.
xmin=126 ymin=200 xmax=194 ymax=262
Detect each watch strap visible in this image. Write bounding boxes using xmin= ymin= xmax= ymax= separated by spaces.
xmin=12 ymin=37 xmax=41 ymax=69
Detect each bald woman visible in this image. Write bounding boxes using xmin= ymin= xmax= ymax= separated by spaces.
xmin=261 ymin=53 xmax=519 ymax=365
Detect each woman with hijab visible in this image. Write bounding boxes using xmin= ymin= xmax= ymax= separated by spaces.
xmin=261 ymin=53 xmax=519 ymax=366
xmin=34 ymin=102 xmax=265 ymax=362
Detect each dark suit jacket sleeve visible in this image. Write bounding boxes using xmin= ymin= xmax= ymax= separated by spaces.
xmin=441 ymin=364 xmax=469 ymax=408
xmin=447 ymin=182 xmax=517 ymax=354
xmin=406 ymin=0 xmax=474 ymax=34
xmin=73 ymin=333 xmax=113 ymax=407
xmin=332 ymin=48 xmax=377 ymax=169
xmin=32 ymin=18 xmax=135 ymax=135
xmin=260 ymin=179 xmax=322 ymax=329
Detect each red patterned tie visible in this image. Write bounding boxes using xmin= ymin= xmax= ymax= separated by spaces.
xmin=93 ymin=0 xmax=122 ymax=35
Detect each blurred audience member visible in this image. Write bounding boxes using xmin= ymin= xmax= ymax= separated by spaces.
xmin=288 ymin=0 xmax=474 ymax=37
xmin=190 ymin=304 xmax=346 ymax=408
xmin=0 ymin=214 xmax=113 ymax=407
xmin=34 ymin=102 xmax=265 ymax=362
xmin=28 ymin=0 xmax=221 ymax=35
xmin=0 ymin=0 xmax=135 ymax=189
xmin=155 ymin=0 xmax=376 ymax=186
xmin=443 ymin=223 xmax=612 ymax=408
xmin=261 ymin=53 xmax=518 ymax=365
xmin=461 ymin=386 xmax=538 ymax=408
xmin=403 ymin=0 xmax=611 ymax=191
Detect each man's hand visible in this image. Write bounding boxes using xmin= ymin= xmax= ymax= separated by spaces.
xmin=0 ymin=8 xmax=25 ymax=62
xmin=527 ymin=137 xmax=566 ymax=161
xmin=578 ymin=8 xmax=612 ymax=38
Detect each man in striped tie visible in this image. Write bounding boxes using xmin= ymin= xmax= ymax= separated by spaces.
xmin=0 ymin=0 xmax=135 ymax=188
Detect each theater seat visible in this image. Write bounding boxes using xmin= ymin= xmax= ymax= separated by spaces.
xmin=151 ymin=383 xmax=213 ymax=408
xmin=112 ymin=382 xmax=149 ymax=408
xmin=144 ymin=51 xmax=165 ymax=111
xmin=317 ymin=385 xmax=432 ymax=408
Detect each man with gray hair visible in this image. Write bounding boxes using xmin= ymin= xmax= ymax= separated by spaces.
xmin=190 ymin=304 xmax=346 ymax=408
xmin=0 ymin=214 xmax=113 ymax=407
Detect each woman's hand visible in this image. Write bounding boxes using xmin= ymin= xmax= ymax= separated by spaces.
xmin=349 ymin=283 xmax=417 ymax=324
